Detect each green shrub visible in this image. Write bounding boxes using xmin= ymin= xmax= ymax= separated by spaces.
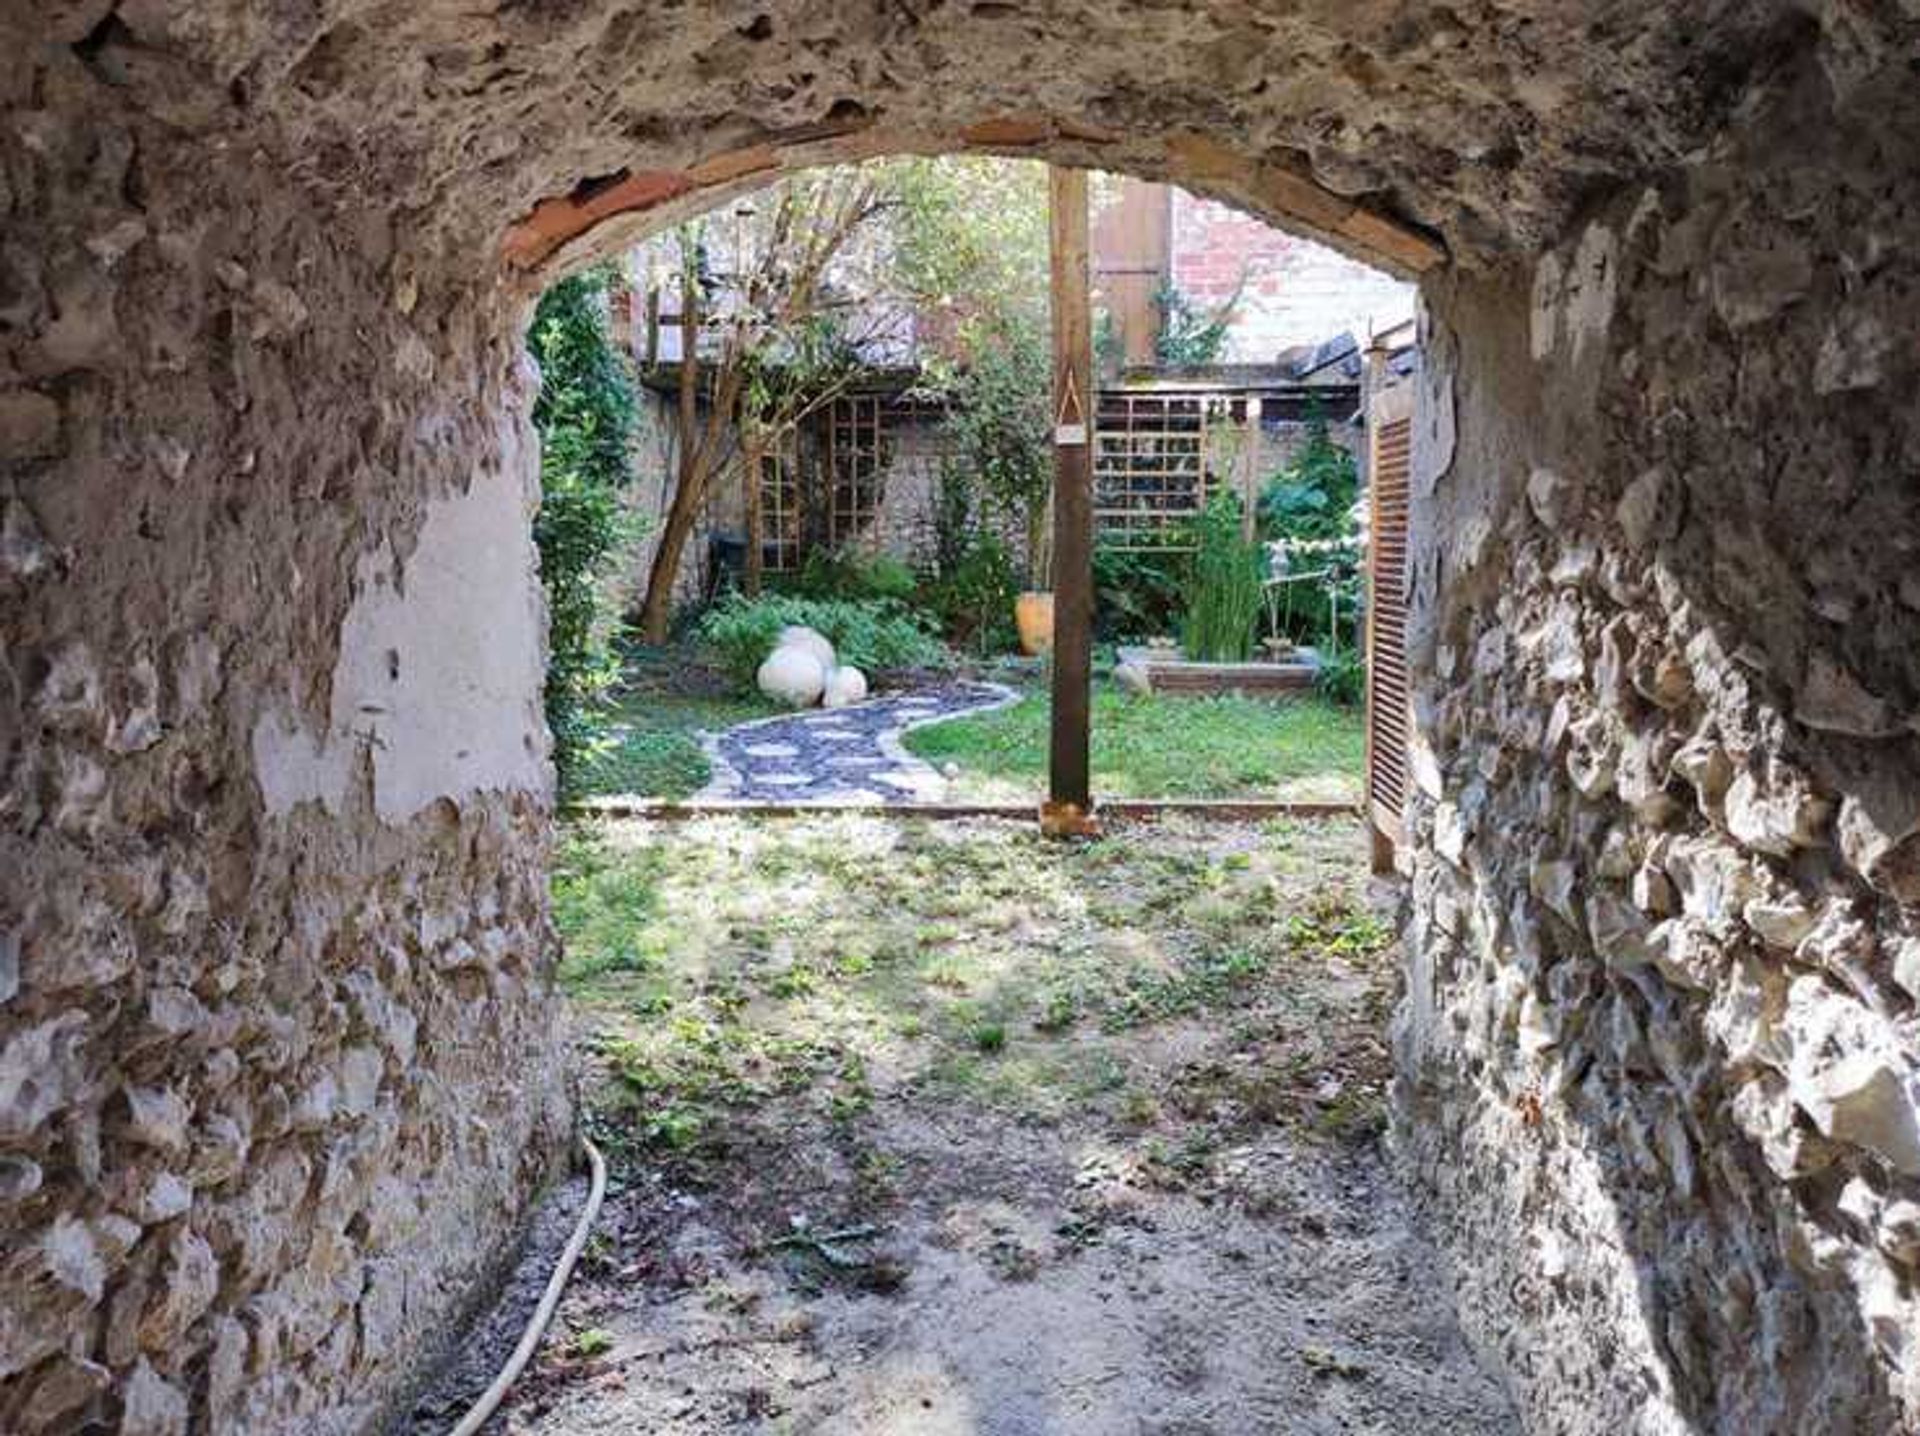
xmin=1258 ymin=406 xmax=1358 ymax=545
xmin=1316 ymin=647 xmax=1366 ymax=706
xmin=791 ymin=546 xmax=919 ymax=604
xmin=1180 ymin=492 xmax=1263 ymax=662
xmin=926 ymin=531 xmax=1019 ymax=656
xmin=1093 ymin=544 xmax=1184 ymax=641
xmin=696 ymin=593 xmax=948 ymax=689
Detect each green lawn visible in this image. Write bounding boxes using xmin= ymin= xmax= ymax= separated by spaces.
xmin=573 ymin=688 xmax=781 ymax=801
xmin=905 ymin=686 xmax=1364 ymax=802
xmin=554 ymin=813 xmax=1390 ymax=1149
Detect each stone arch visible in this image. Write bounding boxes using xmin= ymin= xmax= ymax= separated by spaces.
xmin=5 ymin=6 xmax=1919 ymax=1434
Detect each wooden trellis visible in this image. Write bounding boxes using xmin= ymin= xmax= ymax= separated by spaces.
xmin=827 ymin=395 xmax=887 ymax=546
xmin=758 ymin=443 xmax=802 ymax=573
xmin=1093 ymin=393 xmax=1257 ymax=549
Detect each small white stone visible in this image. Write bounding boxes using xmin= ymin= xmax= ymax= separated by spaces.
xmin=1891 ymin=937 xmax=1920 ymax=1005
xmin=743 ymin=742 xmax=800 ymax=759
xmin=1615 ymin=468 xmax=1672 ymax=549
xmin=1796 ymin=653 xmax=1899 ymax=738
xmin=121 ymin=1358 xmax=188 ymax=1436
xmin=124 ymin=1085 xmax=191 ymax=1152
xmin=1743 ymin=896 xmax=1814 ymax=950
xmin=1877 ymin=1199 xmax=1920 ymax=1264
xmin=823 ymin=665 xmax=869 ymax=708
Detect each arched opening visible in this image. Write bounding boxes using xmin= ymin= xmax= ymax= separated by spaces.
xmin=7 ymin=7 xmax=1919 ymax=1434
xmin=446 ymin=153 xmax=1486 ymax=1432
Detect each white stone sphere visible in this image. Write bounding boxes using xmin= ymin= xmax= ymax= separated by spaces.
xmin=777 ymin=625 xmax=836 ymax=670
xmin=822 ymin=665 xmax=869 ymax=709
xmin=757 ymin=646 xmax=828 ymax=707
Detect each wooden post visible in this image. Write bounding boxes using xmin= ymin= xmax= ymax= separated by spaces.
xmin=1043 ymin=166 xmax=1098 ymax=839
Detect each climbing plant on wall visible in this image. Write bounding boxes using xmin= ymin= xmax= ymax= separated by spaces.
xmin=529 ymin=265 xmax=642 ymax=795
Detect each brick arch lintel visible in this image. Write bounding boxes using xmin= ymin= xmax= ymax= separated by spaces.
xmin=502 ymin=113 xmax=1448 ymax=280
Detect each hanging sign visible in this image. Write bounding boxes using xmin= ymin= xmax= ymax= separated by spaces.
xmin=1053 ymin=367 xmax=1089 ymax=447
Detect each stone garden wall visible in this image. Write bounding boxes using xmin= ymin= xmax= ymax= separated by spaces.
xmin=1395 ymin=48 xmax=1920 ymax=1433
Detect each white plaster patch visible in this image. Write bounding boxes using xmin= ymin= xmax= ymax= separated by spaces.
xmin=1563 ymin=223 xmax=1618 ymax=361
xmin=253 ymin=465 xmax=549 ymax=821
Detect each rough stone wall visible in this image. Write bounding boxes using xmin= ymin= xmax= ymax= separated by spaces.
xmin=0 ymin=34 xmax=569 ymax=1436
xmin=10 ymin=3 xmax=1920 ymax=1434
xmin=1395 ymin=43 xmax=1920 ymax=1434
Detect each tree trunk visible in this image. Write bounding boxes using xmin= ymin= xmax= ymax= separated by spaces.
xmin=637 ymin=240 xmax=704 ymax=642
xmin=638 ymin=455 xmax=708 ymax=641
xmin=743 ymin=433 xmax=765 ymax=598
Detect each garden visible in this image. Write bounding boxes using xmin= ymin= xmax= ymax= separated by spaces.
xmin=527 ymin=157 xmax=1371 ymax=809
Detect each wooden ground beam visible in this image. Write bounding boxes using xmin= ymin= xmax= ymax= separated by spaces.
xmin=572 ymin=798 xmax=1362 ymax=823
xmin=1042 ymin=165 xmax=1098 ymax=839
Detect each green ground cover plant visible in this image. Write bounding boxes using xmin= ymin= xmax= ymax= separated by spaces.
xmin=695 ymin=593 xmax=949 ymax=691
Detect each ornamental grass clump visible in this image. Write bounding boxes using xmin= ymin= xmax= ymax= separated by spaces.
xmin=1180 ymin=492 xmax=1264 ymax=662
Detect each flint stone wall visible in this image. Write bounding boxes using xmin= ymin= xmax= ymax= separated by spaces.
xmin=1395 ymin=50 xmax=1920 ymax=1434
xmin=0 ymin=38 xmax=570 ymax=1436
xmin=5 ymin=2 xmax=1920 ymax=1433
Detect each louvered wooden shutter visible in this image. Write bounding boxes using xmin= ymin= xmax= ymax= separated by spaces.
xmin=1365 ymin=380 xmax=1413 ymax=872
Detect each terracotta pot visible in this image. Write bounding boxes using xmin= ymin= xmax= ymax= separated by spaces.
xmin=1015 ymin=591 xmax=1055 ymax=656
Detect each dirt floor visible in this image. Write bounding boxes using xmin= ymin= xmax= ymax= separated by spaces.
xmin=453 ymin=815 xmax=1516 ymax=1435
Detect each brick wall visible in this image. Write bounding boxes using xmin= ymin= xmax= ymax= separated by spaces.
xmin=1168 ymin=190 xmax=1415 ymax=361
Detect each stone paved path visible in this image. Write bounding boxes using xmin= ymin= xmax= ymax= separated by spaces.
xmin=698 ymin=680 xmax=1016 ymax=805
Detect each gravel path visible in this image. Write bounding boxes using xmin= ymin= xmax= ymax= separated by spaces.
xmin=698 ymin=681 xmax=1016 ymax=805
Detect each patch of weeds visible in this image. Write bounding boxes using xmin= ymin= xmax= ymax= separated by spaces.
xmin=1285 ymin=891 xmax=1390 ymax=959
xmin=1121 ymin=1088 xmax=1160 ymax=1127
xmin=764 ymin=964 xmax=819 ymax=999
xmin=1034 ymin=987 xmax=1080 ymax=1033
xmin=855 ymin=1149 xmax=904 ymax=1201
xmin=1312 ymin=1086 xmax=1387 ymax=1144
xmin=833 ymin=948 xmax=876 ymax=978
xmin=830 ymin=1053 xmax=873 ymax=1122
xmin=1103 ymin=946 xmax=1269 ymax=1031
xmin=1067 ymin=1050 xmax=1130 ymax=1105
xmin=970 ymin=1020 xmax=1008 ymax=1053
xmin=569 ymin=1328 xmax=614 ymax=1360
xmin=551 ymin=829 xmax=672 ymax=992
xmin=593 ymin=1012 xmax=846 ymax=1156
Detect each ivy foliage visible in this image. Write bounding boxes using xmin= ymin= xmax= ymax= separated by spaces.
xmin=1153 ymin=280 xmax=1236 ymax=366
xmin=529 ymin=266 xmax=643 ymax=795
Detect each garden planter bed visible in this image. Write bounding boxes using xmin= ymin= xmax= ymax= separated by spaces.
xmin=1117 ymin=644 xmax=1321 ymax=696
